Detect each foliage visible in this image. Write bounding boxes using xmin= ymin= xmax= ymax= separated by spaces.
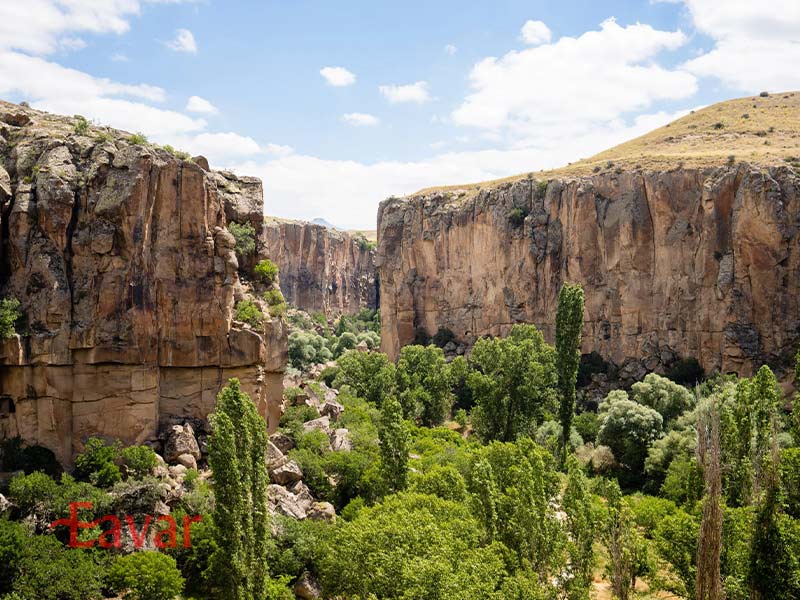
xmin=631 ymin=373 xmax=694 ymax=428
xmin=598 ymin=393 xmax=663 ymax=488
xmin=235 ymin=299 xmax=264 ymax=328
xmin=661 ymin=455 xmax=703 ymax=506
xmin=254 ymin=259 xmax=279 ymax=285
xmin=9 ymin=472 xmax=111 ymax=526
xmin=625 ymin=494 xmax=677 ymax=538
xmin=562 ymin=457 xmax=598 ymax=600
xmin=287 ymin=330 xmax=332 ymax=370
xmin=207 ymin=379 xmax=270 ymax=600
xmin=333 ymin=350 xmax=396 ymax=407
xmin=555 ymin=283 xmax=584 ymax=463
xmin=120 ymin=445 xmax=157 ymax=478
xmin=410 ymin=464 xmax=468 ymax=502
xmin=109 ymin=552 xmax=185 ymax=600
xmin=572 ymin=412 xmax=599 ymax=443
xmin=75 ymin=437 xmax=122 ymax=488
xmin=73 ymin=114 xmax=90 ymax=134
xmin=0 ymin=297 xmax=21 ymax=339
xmin=128 ymin=132 xmax=148 ymax=145
xmin=228 ymin=222 xmax=256 ymax=258
xmin=263 ymin=289 xmax=287 ymax=317
xmin=654 ymin=509 xmax=700 ymax=600
xmin=0 ymin=520 xmax=26 ymax=595
xmin=780 ymin=447 xmax=800 ymax=519
xmin=508 ymin=206 xmax=527 ymax=226
xmin=379 ymin=397 xmax=409 ymax=493
xmin=449 ymin=355 xmax=474 ymax=412
xmin=469 ymin=324 xmax=558 ymax=442
xmin=396 ymin=344 xmax=453 ymax=426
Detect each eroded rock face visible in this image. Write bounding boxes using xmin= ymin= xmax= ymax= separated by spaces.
xmin=377 ymin=166 xmax=800 ymax=377
xmin=0 ymin=101 xmax=287 ymax=465
xmin=262 ymin=219 xmax=377 ymax=316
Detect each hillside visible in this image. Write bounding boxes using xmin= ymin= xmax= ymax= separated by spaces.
xmin=416 ymin=91 xmax=800 ymax=196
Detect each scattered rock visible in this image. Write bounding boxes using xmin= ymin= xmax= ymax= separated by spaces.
xmin=0 ymin=493 xmax=12 ymax=514
xmin=307 ymin=501 xmax=336 ymax=524
xmin=268 ymin=484 xmax=308 ymax=520
xmin=320 ymin=398 xmax=344 ymax=421
xmin=294 ymin=571 xmax=322 ymax=600
xmin=303 ymin=416 xmax=332 ymax=436
xmin=356 ymin=340 xmax=369 ymax=352
xmin=330 ymin=428 xmax=352 ymax=452
xmin=176 ymin=454 xmax=197 ymax=470
xmin=164 ymin=424 xmax=201 ymax=463
xmin=270 ymin=460 xmax=303 ymax=485
xmin=266 ymin=440 xmax=286 ymax=469
xmin=168 ymin=464 xmax=188 ymax=479
xmin=269 ymin=432 xmax=295 ymax=454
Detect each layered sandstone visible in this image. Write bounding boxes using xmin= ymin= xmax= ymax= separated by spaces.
xmin=262 ymin=218 xmax=377 ymax=316
xmin=0 ymin=101 xmax=287 ymax=464
xmin=377 ymin=165 xmax=800 ymax=378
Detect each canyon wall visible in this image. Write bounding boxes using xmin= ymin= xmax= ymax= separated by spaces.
xmin=376 ymin=166 xmax=800 ymax=378
xmin=262 ymin=219 xmax=378 ymax=316
xmin=0 ymin=102 xmax=287 ymax=465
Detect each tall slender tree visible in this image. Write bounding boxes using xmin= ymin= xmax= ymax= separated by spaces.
xmin=696 ymin=404 xmax=723 ymax=600
xmin=379 ymin=396 xmax=409 ymax=493
xmin=208 ymin=379 xmax=270 ymax=600
xmin=556 ymin=283 xmax=585 ymax=464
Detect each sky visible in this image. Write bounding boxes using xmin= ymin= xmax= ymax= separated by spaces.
xmin=1 ymin=1 xmax=799 ymax=229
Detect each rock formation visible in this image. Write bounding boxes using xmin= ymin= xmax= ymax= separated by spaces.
xmin=377 ymin=165 xmax=800 ymax=378
xmin=262 ymin=218 xmax=377 ymax=316
xmin=0 ymin=101 xmax=287 ymax=465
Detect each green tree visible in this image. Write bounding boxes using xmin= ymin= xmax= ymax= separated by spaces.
xmin=120 ymin=445 xmax=157 ymax=478
xmin=562 ymin=457 xmax=598 ymax=600
xmin=109 ymin=552 xmax=185 ymax=600
xmin=0 ymin=297 xmax=21 ymax=339
xmin=74 ymin=437 xmax=122 ymax=487
xmin=332 ymin=350 xmax=396 ymax=407
xmin=598 ymin=393 xmax=663 ymax=488
xmin=599 ymin=479 xmax=645 ymax=600
xmin=468 ymin=324 xmax=557 ymax=442
xmin=378 ymin=396 xmax=409 ymax=493
xmin=555 ymin=283 xmax=584 ymax=464
xmin=396 ymin=344 xmax=453 ymax=426
xmin=253 ymin=259 xmax=279 ymax=285
xmin=654 ymin=509 xmax=700 ymax=600
xmin=228 ymin=222 xmax=256 ymax=258
xmin=631 ymin=373 xmax=694 ymax=429
xmin=208 ymin=379 xmax=270 ymax=600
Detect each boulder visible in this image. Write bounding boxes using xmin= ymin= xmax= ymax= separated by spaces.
xmin=330 ymin=428 xmax=352 ymax=452
xmin=266 ymin=440 xmax=286 ymax=469
xmin=164 ymin=424 xmax=201 ymax=463
xmin=302 ymin=416 xmax=331 ymax=436
xmin=320 ymin=398 xmax=344 ymax=421
xmin=176 ymin=453 xmax=197 ymax=470
xmin=294 ymin=572 xmax=322 ymax=600
xmin=268 ymin=484 xmax=307 ymax=520
xmin=269 ymin=432 xmax=295 ymax=454
xmin=270 ymin=460 xmax=303 ymax=485
xmin=0 ymin=493 xmax=12 ymax=514
xmin=307 ymin=501 xmax=336 ymax=524
xmin=168 ymin=464 xmax=188 ymax=479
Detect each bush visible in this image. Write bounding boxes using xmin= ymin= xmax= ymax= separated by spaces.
xmin=263 ymin=289 xmax=286 ymax=307
xmin=507 ymin=206 xmax=527 ymax=227
xmin=320 ymin=365 xmax=339 ymax=387
xmin=0 ymin=519 xmax=26 ymax=594
xmin=254 ymin=259 xmax=279 ymax=285
xmin=128 ymin=132 xmax=148 ymax=145
xmin=109 ymin=552 xmax=185 ymax=600
xmin=235 ymin=299 xmax=264 ymax=328
xmin=288 ymin=330 xmax=332 ymax=370
xmin=74 ymin=437 xmax=121 ymax=487
xmin=120 ymin=445 xmax=157 ymax=478
xmin=73 ymin=115 xmax=89 ymax=134
xmin=625 ymin=494 xmax=677 ymax=538
xmin=573 ymin=411 xmax=599 ymax=443
xmin=0 ymin=297 xmax=21 ymax=339
xmin=228 ymin=222 xmax=256 ymax=258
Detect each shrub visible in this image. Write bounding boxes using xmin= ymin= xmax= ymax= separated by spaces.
xmin=120 ymin=445 xmax=157 ymax=478
xmin=73 ymin=115 xmax=89 ymax=134
xmin=333 ymin=331 xmax=358 ymax=357
xmin=254 ymin=259 xmax=279 ymax=284
xmin=128 ymin=132 xmax=148 ymax=145
xmin=109 ymin=552 xmax=184 ymax=600
xmin=288 ymin=330 xmax=332 ymax=370
xmin=110 ymin=477 xmax=166 ymax=516
xmin=263 ymin=289 xmax=287 ymax=317
xmin=355 ymin=235 xmax=376 ymax=252
xmin=320 ymin=365 xmax=339 ymax=387
xmin=74 ymin=437 xmax=121 ymax=488
xmin=0 ymin=297 xmax=21 ymax=339
xmin=235 ymin=299 xmax=263 ymax=328
xmin=573 ymin=411 xmax=599 ymax=443
xmin=712 ymin=122 xmax=725 ymax=130
xmin=625 ymin=494 xmax=677 ymax=538
xmin=760 ymin=91 xmax=770 ymax=97
xmin=507 ymin=206 xmax=527 ymax=227
xmin=228 ymin=222 xmax=256 ymax=257
xmin=536 ymin=179 xmax=548 ymax=198
xmin=0 ymin=519 xmax=26 ymax=594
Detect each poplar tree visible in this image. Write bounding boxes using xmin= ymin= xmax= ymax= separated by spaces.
xmin=379 ymin=396 xmax=409 ymax=493
xmin=556 ymin=283 xmax=585 ymax=464
xmin=208 ymin=379 xmax=270 ymax=600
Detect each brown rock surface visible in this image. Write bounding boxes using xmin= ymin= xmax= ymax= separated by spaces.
xmin=376 ymin=166 xmax=800 ymax=377
xmin=262 ymin=218 xmax=377 ymax=316
xmin=0 ymin=101 xmax=287 ymax=465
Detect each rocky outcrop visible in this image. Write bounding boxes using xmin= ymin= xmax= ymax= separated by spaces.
xmin=0 ymin=101 xmax=287 ymax=465
xmin=376 ymin=166 xmax=800 ymax=377
xmin=262 ymin=218 xmax=377 ymax=316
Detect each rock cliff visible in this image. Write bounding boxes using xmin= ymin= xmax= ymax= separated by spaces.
xmin=0 ymin=101 xmax=287 ymax=465
xmin=262 ymin=218 xmax=377 ymax=316
xmin=377 ymin=166 xmax=799 ymax=378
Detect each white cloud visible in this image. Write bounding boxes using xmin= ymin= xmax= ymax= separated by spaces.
xmin=178 ymin=132 xmax=262 ymax=162
xmin=186 ymin=95 xmax=218 ymax=114
xmin=166 ymin=28 xmax=197 ymax=53
xmin=59 ymin=36 xmax=86 ymax=51
xmin=452 ymin=18 xmax=695 ymax=144
xmin=265 ymin=143 xmax=294 ymax=157
xmin=379 ymin=81 xmax=431 ymax=104
xmin=342 ymin=112 xmax=380 ymax=126
xmin=111 ymin=52 xmax=129 ymax=62
xmin=671 ymin=0 xmax=800 ymax=92
xmin=444 ymin=44 xmax=457 ymax=55
xmin=320 ymin=66 xmax=356 ymax=87
xmin=520 ymin=20 xmax=551 ymax=45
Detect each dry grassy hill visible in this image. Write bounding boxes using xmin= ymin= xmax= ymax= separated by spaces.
xmin=416 ymin=91 xmax=800 ymax=196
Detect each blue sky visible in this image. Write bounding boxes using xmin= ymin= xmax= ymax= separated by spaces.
xmin=1 ymin=1 xmax=798 ymax=228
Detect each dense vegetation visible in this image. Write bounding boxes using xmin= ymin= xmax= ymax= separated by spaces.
xmin=2 ymin=283 xmax=800 ymax=599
